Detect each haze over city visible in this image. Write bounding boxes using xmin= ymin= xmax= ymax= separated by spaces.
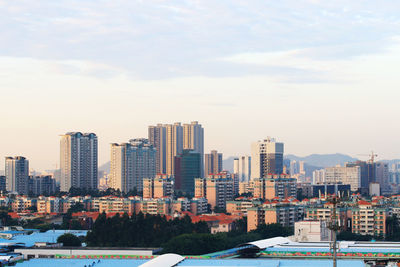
xmin=2 ymin=1 xmax=400 ymax=171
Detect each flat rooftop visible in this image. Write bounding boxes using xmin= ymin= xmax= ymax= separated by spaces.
xmin=15 ymin=258 xmax=365 ymax=267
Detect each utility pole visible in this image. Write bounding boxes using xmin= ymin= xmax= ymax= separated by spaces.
xmin=328 ymin=195 xmax=341 ymax=267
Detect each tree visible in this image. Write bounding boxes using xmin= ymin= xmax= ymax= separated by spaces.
xmin=57 ymin=233 xmax=82 ymax=247
xmin=57 ymin=233 xmax=81 ymax=246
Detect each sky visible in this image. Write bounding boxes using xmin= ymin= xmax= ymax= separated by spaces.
xmin=1 ymin=0 xmax=400 ymax=171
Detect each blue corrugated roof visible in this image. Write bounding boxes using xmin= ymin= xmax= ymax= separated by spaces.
xmin=14 ymin=258 xmax=365 ymax=267
xmin=0 ymin=230 xmax=87 ymax=247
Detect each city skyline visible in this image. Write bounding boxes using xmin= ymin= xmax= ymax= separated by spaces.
xmin=2 ymin=1 xmax=400 ymax=171
xmin=1 ymin=125 xmax=400 ymax=172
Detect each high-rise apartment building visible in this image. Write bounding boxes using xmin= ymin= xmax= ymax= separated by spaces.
xmin=174 ymin=149 xmax=201 ymax=195
xmin=183 ymin=121 xmax=204 ymax=177
xmin=205 ymin=150 xmax=223 ymax=176
xmin=148 ymin=123 xmax=183 ymax=176
xmin=251 ymin=138 xmax=284 ymax=179
xmin=5 ymin=156 xmax=29 ymax=195
xmin=195 ymin=172 xmax=234 ymax=210
xmin=149 ymin=121 xmax=203 ymax=177
xmin=60 ymin=132 xmax=98 ymax=192
xmin=110 ymin=139 xmax=156 ymax=193
xmin=148 ymin=124 xmax=167 ymax=174
xmin=234 ymin=156 xmax=251 ymax=182
xmin=143 ymin=174 xmax=174 ymax=199
xmin=252 ymin=174 xmax=297 ymax=200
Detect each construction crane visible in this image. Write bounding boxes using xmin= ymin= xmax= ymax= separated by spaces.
xmin=357 ymin=151 xmax=378 ymax=163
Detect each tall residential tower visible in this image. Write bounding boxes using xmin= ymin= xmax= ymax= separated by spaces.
xmin=110 ymin=139 xmax=156 ymax=193
xmin=205 ymin=150 xmax=223 ymax=175
xmin=5 ymin=156 xmax=29 ymax=194
xmin=60 ymin=132 xmax=98 ymax=192
xmin=251 ymin=138 xmax=284 ymax=179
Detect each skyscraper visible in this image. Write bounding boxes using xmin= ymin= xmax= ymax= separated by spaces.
xmin=166 ymin=123 xmax=183 ymax=176
xmin=251 ymin=138 xmax=284 ymax=179
xmin=5 ymin=156 xmax=29 ymax=194
xmin=60 ymin=132 xmax=98 ymax=192
xmin=149 ymin=121 xmax=203 ymax=177
xmin=148 ymin=124 xmax=167 ymax=174
xmin=183 ymin=121 xmax=204 ymax=177
xmin=110 ymin=139 xmax=156 ymax=193
xmin=205 ymin=150 xmax=223 ymax=175
xmin=233 ymin=155 xmax=251 ymax=182
xmin=174 ymin=149 xmax=201 ymax=195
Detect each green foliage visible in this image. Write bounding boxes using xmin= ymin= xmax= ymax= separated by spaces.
xmin=162 ymin=233 xmax=228 ymax=255
xmin=386 ymin=216 xmax=400 ymax=241
xmin=0 ymin=211 xmax=18 ymax=226
xmin=85 ymin=212 xmax=294 ymax=255
xmin=85 ymin=213 xmax=210 ymax=247
xmin=162 ymin=222 xmax=292 ymax=255
xmin=337 ymin=231 xmax=374 ymax=241
xmin=57 ymin=233 xmax=82 ymax=247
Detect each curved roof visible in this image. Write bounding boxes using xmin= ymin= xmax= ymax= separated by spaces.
xmin=240 ymin=237 xmax=291 ymax=250
xmin=139 ymin=253 xmax=184 ymax=267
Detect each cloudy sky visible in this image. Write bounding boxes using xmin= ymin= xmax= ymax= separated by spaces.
xmin=1 ymin=0 xmax=400 ymax=171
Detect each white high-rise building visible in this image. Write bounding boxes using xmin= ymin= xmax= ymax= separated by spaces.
xmin=312 ymin=169 xmax=326 ymax=184
xmin=110 ymin=139 xmax=156 ymax=193
xmin=5 ymin=156 xmax=29 ymax=194
xmin=251 ymin=138 xmax=284 ymax=179
xmin=60 ymin=132 xmax=98 ymax=192
xmin=324 ymin=166 xmax=361 ymax=191
xmin=183 ymin=121 xmax=204 ymax=177
xmin=233 ymin=156 xmax=251 ymax=182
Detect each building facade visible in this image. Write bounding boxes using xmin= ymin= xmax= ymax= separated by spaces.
xmin=110 ymin=139 xmax=156 ymax=193
xmin=251 ymin=138 xmax=284 ymax=179
xmin=60 ymin=132 xmax=98 ymax=192
xmin=234 ymin=156 xmax=251 ymax=183
xmin=252 ymin=174 xmax=297 ymax=200
xmin=174 ymin=150 xmax=201 ymax=195
xmin=5 ymin=156 xmax=29 ymax=195
xmin=205 ymin=150 xmax=223 ymax=176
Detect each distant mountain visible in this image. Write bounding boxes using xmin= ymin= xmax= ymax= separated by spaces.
xmin=99 ymin=161 xmax=110 ymax=173
xmin=285 ymin=153 xmax=359 ymax=168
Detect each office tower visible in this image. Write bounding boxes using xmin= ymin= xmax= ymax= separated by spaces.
xmin=251 ymin=138 xmax=284 ymax=179
xmin=183 ymin=121 xmax=204 ymax=177
xmin=60 ymin=132 xmax=98 ymax=192
xmin=346 ymin=161 xmax=375 ymax=194
xmin=324 ymin=166 xmax=361 ymax=191
xmin=148 ymin=124 xmax=167 ymax=174
xmin=233 ymin=156 xmax=251 ymax=182
xmin=110 ymin=139 xmax=156 ymax=193
xmin=205 ymin=150 xmax=223 ymax=175
xmin=375 ymin=162 xmax=389 ymax=194
xmin=174 ymin=149 xmax=201 ymax=195
xmin=5 ymin=156 xmax=29 ymax=195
